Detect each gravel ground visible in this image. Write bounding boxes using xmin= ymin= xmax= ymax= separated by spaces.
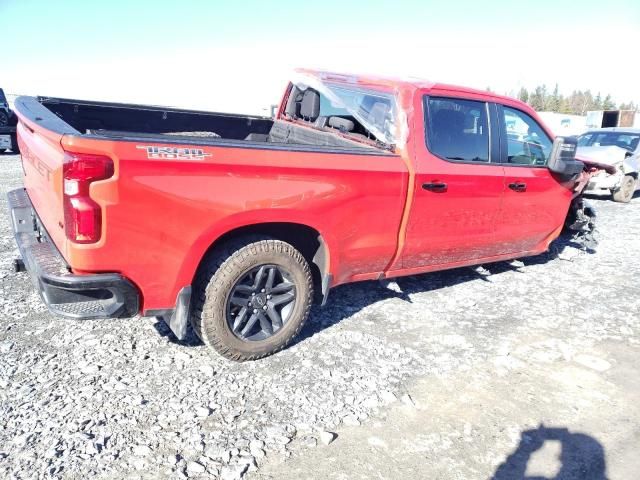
xmin=1 ymin=152 xmax=638 ymax=479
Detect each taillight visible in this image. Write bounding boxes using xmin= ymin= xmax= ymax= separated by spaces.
xmin=63 ymin=153 xmax=114 ymax=244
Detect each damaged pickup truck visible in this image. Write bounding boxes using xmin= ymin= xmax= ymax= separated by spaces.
xmin=8 ymin=69 xmax=602 ymax=361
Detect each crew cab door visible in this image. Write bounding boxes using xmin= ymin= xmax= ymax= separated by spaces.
xmin=400 ymin=94 xmax=505 ymax=270
xmin=494 ymin=104 xmax=574 ymax=253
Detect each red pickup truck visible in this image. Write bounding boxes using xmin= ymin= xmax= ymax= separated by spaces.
xmin=9 ymin=69 xmax=591 ymax=361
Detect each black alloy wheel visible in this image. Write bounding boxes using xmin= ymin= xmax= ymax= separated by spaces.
xmin=226 ymin=264 xmax=297 ymax=341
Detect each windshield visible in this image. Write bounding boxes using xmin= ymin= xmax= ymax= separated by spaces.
xmin=290 ymin=73 xmax=404 ymax=147
xmin=578 ymin=131 xmax=640 ymax=152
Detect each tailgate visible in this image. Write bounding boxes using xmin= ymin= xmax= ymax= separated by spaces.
xmin=13 ymin=97 xmax=80 ymax=256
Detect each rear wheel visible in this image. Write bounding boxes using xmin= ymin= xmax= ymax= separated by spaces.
xmin=191 ymin=236 xmax=313 ymax=361
xmin=612 ymin=175 xmax=635 ymax=203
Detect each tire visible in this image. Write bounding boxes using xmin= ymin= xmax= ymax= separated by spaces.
xmin=0 ymin=111 xmax=7 ymax=127
xmin=0 ymin=149 xmax=5 ymax=154
xmin=611 ymin=175 xmax=635 ymax=203
xmin=191 ymin=236 xmax=313 ymax=361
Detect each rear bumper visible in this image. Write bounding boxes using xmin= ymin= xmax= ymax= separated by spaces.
xmin=7 ymin=188 xmax=139 ymax=319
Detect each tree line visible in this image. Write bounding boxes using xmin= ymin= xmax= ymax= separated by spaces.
xmin=513 ymin=85 xmax=637 ymax=115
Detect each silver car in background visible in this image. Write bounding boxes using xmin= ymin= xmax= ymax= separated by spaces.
xmin=577 ymin=128 xmax=640 ymax=203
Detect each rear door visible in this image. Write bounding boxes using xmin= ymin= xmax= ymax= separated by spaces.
xmin=494 ymin=104 xmax=574 ymax=254
xmin=400 ymin=94 xmax=505 ymax=269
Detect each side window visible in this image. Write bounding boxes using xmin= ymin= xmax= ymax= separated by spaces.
xmin=425 ymin=97 xmax=489 ymax=163
xmin=502 ymin=107 xmax=552 ymax=166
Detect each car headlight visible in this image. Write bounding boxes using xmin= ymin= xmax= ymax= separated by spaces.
xmin=612 ymin=161 xmax=625 ymax=173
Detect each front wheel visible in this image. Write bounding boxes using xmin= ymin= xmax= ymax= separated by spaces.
xmin=191 ymin=236 xmax=313 ymax=361
xmin=611 ymin=175 xmax=636 ymax=203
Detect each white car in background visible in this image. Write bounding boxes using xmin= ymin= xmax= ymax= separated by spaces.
xmin=577 ymin=128 xmax=640 ymax=203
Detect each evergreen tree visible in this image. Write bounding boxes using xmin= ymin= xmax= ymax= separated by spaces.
xmin=529 ymin=86 xmax=546 ymax=111
xmin=547 ymin=84 xmax=561 ymax=112
xmin=517 ymin=87 xmax=529 ymax=103
xmin=593 ymin=92 xmax=603 ymax=110
xmin=510 ymin=84 xmax=636 ymax=114
xmin=619 ymin=101 xmax=637 ymax=111
xmin=602 ymin=94 xmax=616 ymax=110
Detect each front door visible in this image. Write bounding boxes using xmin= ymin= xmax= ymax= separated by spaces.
xmin=401 ymin=95 xmax=506 ymax=269
xmin=495 ymin=104 xmax=574 ymax=254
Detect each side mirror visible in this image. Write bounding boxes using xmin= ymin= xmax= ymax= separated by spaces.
xmin=548 ymin=136 xmax=584 ymax=177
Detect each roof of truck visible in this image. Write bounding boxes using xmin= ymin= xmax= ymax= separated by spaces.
xmin=295 ymin=68 xmax=519 ymax=105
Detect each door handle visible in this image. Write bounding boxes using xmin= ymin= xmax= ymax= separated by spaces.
xmin=422 ymin=182 xmax=448 ymax=192
xmin=508 ymin=182 xmax=527 ymax=192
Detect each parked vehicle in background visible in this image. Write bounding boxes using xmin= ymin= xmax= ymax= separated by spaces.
xmin=0 ymin=126 xmax=17 ymax=153
xmin=0 ymin=88 xmax=12 ymax=126
xmin=577 ymin=128 xmax=640 ymax=202
xmin=8 ymin=69 xmax=599 ymax=361
xmin=0 ymin=88 xmax=19 ymax=153
xmin=537 ymin=111 xmax=587 ymax=136
xmin=586 ymin=109 xmax=640 ymax=129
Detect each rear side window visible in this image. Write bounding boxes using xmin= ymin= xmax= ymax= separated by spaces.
xmin=425 ymin=97 xmax=489 ymax=163
xmin=502 ymin=107 xmax=552 ymax=166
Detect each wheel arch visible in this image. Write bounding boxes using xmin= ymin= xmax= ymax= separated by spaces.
xmin=184 ymin=220 xmax=333 ymax=305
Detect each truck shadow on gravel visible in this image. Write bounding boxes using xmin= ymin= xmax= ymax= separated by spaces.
xmin=154 ymin=232 xmax=594 ymax=348
xmin=293 ymin=231 xmax=595 ymax=345
xmin=491 ymin=425 xmax=608 ymax=480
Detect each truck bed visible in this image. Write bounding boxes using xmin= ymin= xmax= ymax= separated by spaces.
xmin=12 ymin=93 xmax=403 ymax=314
xmin=37 ymin=97 xmax=378 ymax=151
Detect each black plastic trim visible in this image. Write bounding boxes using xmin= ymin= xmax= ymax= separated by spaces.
xmin=13 ymin=96 xmax=81 ymax=135
xmin=488 ymin=103 xmax=502 ymax=163
xmin=38 ymin=96 xmax=272 ymax=121
xmin=145 ymin=286 xmax=192 ymax=340
xmin=320 ymin=273 xmax=333 ymax=307
xmin=7 ymin=188 xmax=139 ymax=319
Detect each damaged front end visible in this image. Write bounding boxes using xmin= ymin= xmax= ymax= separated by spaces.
xmin=564 ymin=158 xmax=615 ymax=250
xmin=566 ymin=196 xmax=598 ymax=250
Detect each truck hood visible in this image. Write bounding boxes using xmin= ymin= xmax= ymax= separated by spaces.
xmin=574 ymin=154 xmax=617 ymax=175
xmin=576 ymin=145 xmax=628 ymax=166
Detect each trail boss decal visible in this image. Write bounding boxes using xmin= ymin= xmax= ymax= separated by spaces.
xmin=136 ymin=145 xmax=212 ymax=160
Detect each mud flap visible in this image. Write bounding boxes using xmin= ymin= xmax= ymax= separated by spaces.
xmin=156 ymin=286 xmax=192 ymax=340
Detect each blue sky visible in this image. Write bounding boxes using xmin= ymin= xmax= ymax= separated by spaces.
xmin=2 ymin=0 xmax=639 ymax=113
